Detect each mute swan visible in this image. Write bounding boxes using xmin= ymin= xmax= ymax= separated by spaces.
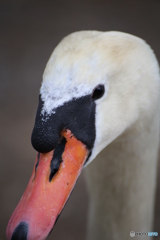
xmin=6 ymin=31 xmax=160 ymax=240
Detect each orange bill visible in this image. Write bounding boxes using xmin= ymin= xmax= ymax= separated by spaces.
xmin=6 ymin=130 xmax=89 ymax=240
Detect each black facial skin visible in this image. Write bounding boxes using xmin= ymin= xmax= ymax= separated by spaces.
xmin=32 ymin=83 xmax=105 ymax=183
xmin=31 ymin=95 xmax=96 ymax=154
xmin=49 ymin=137 xmax=67 ymax=181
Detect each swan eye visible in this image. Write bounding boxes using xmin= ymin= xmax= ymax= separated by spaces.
xmin=92 ymin=84 xmax=105 ymax=101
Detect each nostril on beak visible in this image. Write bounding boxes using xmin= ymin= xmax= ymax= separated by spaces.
xmin=11 ymin=222 xmax=28 ymax=240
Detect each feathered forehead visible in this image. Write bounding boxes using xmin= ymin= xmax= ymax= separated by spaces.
xmin=42 ymin=31 xmax=111 ymax=85
xmin=40 ymin=30 xmax=146 ymax=115
xmin=40 ymin=31 xmax=112 ymax=115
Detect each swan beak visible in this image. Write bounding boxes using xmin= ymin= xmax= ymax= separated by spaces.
xmin=6 ymin=129 xmax=89 ymax=240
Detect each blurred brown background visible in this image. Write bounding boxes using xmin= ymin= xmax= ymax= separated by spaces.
xmin=1 ymin=0 xmax=160 ymax=239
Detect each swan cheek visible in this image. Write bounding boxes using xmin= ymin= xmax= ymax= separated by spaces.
xmin=6 ymin=130 xmax=89 ymax=240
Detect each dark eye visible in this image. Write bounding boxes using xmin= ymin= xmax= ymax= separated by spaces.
xmin=92 ymin=84 xmax=105 ymax=101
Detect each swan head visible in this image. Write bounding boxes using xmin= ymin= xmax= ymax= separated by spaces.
xmin=6 ymin=31 xmax=159 ymax=240
xmin=38 ymin=30 xmax=159 ymax=163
